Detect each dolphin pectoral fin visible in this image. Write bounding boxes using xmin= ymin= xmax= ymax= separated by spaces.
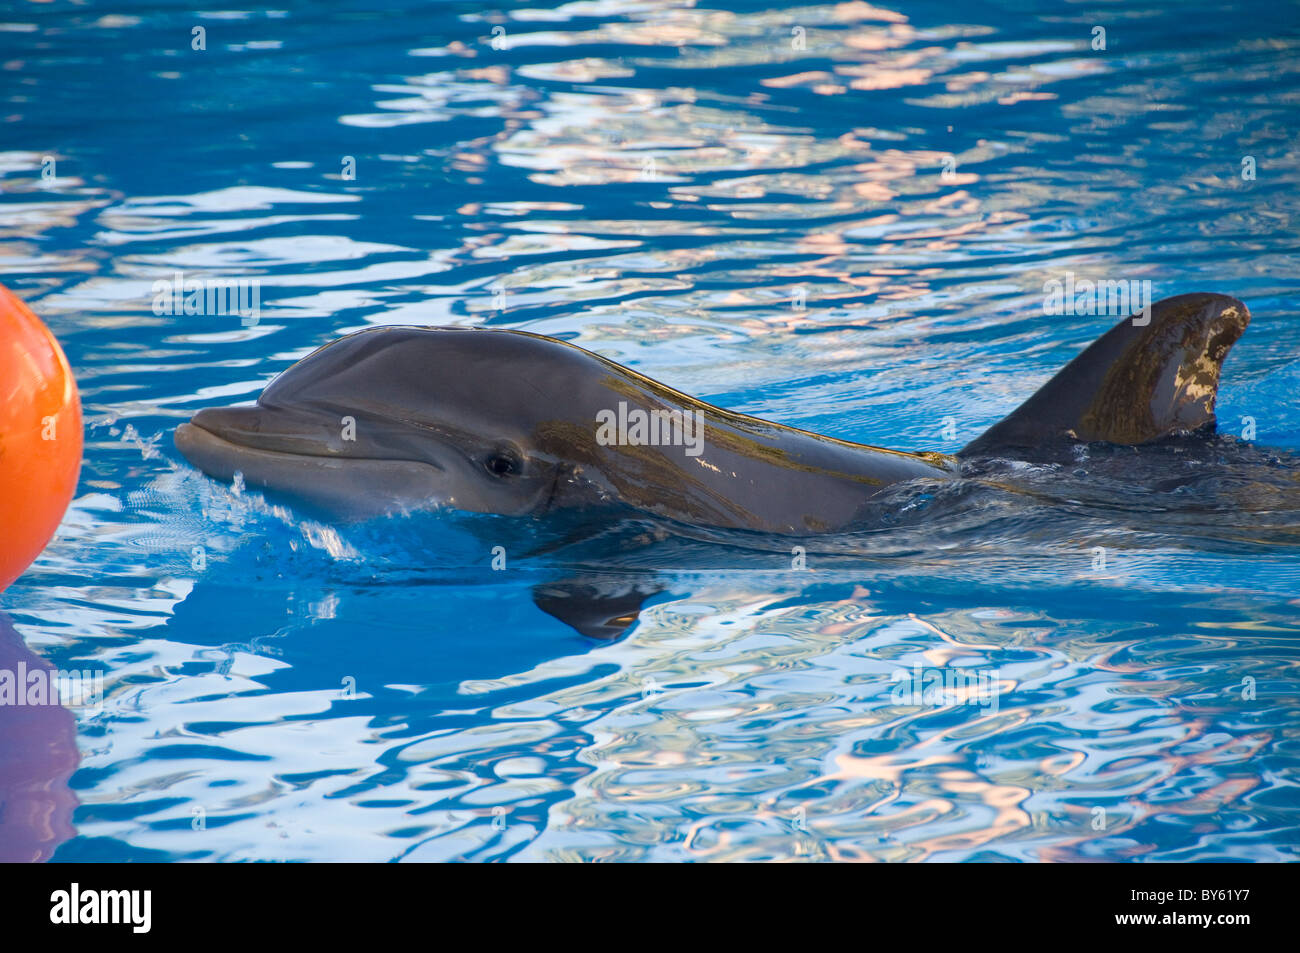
xmin=961 ymin=293 xmax=1251 ymax=456
xmin=531 ymin=576 xmax=664 ymax=640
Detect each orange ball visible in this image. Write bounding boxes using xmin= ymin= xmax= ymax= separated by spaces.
xmin=0 ymin=284 xmax=82 ymax=593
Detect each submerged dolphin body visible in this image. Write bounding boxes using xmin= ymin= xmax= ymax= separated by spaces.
xmin=176 ymin=293 xmax=1251 ymax=535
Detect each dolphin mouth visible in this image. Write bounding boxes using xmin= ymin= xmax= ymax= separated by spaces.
xmin=175 ymin=417 xmax=445 ymax=518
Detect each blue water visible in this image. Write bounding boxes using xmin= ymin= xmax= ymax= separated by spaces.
xmin=3 ymin=0 xmax=1299 ymax=862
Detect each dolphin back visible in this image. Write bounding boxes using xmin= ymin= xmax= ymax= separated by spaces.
xmin=961 ymin=292 xmax=1250 ymax=457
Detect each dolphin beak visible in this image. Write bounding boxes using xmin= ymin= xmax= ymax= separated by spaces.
xmin=174 ymin=419 xmax=250 ymax=481
xmin=189 ymin=405 xmax=257 ymax=437
xmin=175 ymin=408 xmax=444 ymax=519
xmin=185 ymin=406 xmax=333 ymax=457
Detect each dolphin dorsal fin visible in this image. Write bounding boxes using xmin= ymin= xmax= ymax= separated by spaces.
xmin=961 ymin=293 xmax=1250 ymax=456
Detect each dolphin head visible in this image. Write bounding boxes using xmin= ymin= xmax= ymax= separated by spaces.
xmin=175 ymin=326 xmax=611 ymax=520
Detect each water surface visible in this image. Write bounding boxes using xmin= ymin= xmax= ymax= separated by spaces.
xmin=2 ymin=0 xmax=1298 ymax=862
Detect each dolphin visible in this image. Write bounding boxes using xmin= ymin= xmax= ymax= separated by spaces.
xmin=175 ymin=292 xmax=1250 ymax=533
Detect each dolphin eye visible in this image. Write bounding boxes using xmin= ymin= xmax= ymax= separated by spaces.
xmin=485 ymin=449 xmax=523 ymax=477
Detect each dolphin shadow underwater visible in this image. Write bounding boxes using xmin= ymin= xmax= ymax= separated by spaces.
xmin=175 ymin=292 xmax=1296 ymax=637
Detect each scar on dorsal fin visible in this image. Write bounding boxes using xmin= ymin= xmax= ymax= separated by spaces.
xmin=961 ymin=293 xmax=1250 ymax=456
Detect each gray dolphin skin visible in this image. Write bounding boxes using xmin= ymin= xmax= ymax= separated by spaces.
xmin=174 ymin=292 xmax=1250 ymax=534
